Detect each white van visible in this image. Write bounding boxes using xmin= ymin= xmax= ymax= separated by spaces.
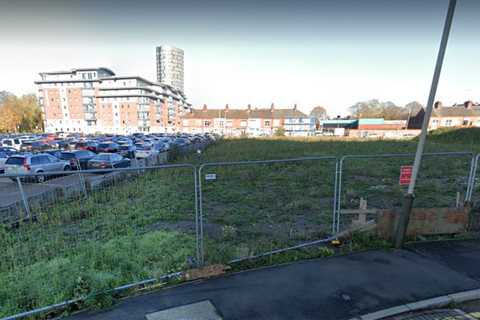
xmin=1 ymin=138 xmax=23 ymax=150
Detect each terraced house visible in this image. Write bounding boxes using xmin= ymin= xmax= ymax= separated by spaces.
xmin=35 ymin=67 xmax=191 ymax=134
xmin=181 ymin=104 xmax=315 ymax=136
xmin=408 ymin=101 xmax=480 ymax=129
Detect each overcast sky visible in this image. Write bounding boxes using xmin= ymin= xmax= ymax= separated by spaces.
xmin=0 ymin=0 xmax=478 ymax=115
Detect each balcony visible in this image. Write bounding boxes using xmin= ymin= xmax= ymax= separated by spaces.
xmin=84 ymin=112 xmax=96 ymax=121
xmin=138 ymin=120 xmax=151 ymax=127
xmin=82 ymin=88 xmax=95 ymax=96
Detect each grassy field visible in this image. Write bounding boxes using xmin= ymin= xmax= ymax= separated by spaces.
xmin=1 ymin=128 xmax=479 ymax=317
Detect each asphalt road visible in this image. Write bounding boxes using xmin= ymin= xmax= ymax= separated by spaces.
xmin=0 ymin=173 xmax=106 ymax=208
xmin=69 ymin=240 xmax=480 ymax=320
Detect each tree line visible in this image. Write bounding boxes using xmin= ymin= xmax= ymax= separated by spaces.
xmin=309 ymin=100 xmax=424 ymax=120
xmin=0 ymin=91 xmax=44 ymax=133
xmin=348 ymin=100 xmax=423 ymax=120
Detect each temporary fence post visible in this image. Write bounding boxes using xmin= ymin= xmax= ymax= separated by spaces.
xmin=193 ymin=166 xmax=202 ymax=267
xmin=198 ymin=165 xmax=205 ymax=266
xmin=394 ymin=0 xmax=456 ymax=248
xmin=16 ymin=177 xmax=31 ymax=219
xmin=332 ymin=160 xmax=339 ymax=235
xmin=466 ymin=154 xmax=479 ymax=203
xmin=465 ymin=155 xmax=475 ymax=203
xmin=336 ymin=157 xmax=345 ymax=233
xmin=76 ymin=159 xmax=87 ymax=197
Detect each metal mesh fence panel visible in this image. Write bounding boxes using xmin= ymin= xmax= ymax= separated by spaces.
xmin=469 ymin=154 xmax=480 ymax=227
xmin=336 ymin=152 xmax=473 ymax=233
xmin=0 ymin=165 xmax=197 ymax=318
xmin=198 ymin=157 xmax=337 ymax=265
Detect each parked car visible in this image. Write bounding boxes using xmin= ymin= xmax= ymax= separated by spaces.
xmin=60 ymin=150 xmax=97 ymax=170
xmin=45 ymin=150 xmax=63 ymax=159
xmin=4 ymin=154 xmax=71 ymax=183
xmin=0 ymin=146 xmax=18 ymax=154
xmin=87 ymin=153 xmax=131 ymax=171
xmin=118 ymin=144 xmax=136 ymax=159
xmin=96 ymin=142 xmax=120 ymax=153
xmin=173 ymin=138 xmax=190 ymax=147
xmin=20 ymin=141 xmax=50 ymax=152
xmin=75 ymin=141 xmax=98 ymax=153
xmin=1 ymin=138 xmax=23 ymax=150
xmin=134 ymin=144 xmax=155 ymax=158
xmin=0 ymin=151 xmax=13 ymax=174
xmin=55 ymin=140 xmax=70 ymax=150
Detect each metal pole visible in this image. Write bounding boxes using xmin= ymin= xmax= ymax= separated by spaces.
xmin=16 ymin=177 xmax=31 ymax=219
xmin=394 ymin=0 xmax=457 ymax=248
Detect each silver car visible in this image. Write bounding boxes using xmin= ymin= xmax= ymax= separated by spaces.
xmin=4 ymin=154 xmax=71 ymax=183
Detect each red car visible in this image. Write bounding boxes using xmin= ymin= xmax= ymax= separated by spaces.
xmin=75 ymin=141 xmax=98 ymax=153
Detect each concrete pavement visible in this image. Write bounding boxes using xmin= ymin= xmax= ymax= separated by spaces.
xmin=69 ymin=239 xmax=480 ymax=320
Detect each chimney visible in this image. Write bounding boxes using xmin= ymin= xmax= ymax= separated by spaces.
xmin=270 ymin=103 xmax=274 ymax=112
xmin=293 ymin=104 xmax=297 ymax=111
xmin=225 ymin=104 xmax=229 ymax=111
xmin=464 ymin=100 xmax=473 ymax=109
xmin=434 ymin=101 xmax=442 ymax=109
xmin=247 ymin=104 xmax=252 ymax=112
xmin=202 ymin=104 xmax=207 ymax=111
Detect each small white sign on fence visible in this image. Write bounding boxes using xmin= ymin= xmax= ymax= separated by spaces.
xmin=205 ymin=173 xmax=217 ymax=181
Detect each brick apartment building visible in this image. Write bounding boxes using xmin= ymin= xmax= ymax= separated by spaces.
xmin=35 ymin=67 xmax=191 ymax=134
xmin=182 ymin=104 xmax=315 ymax=136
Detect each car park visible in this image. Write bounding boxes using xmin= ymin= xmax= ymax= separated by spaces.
xmin=0 ymin=132 xmax=216 ymax=179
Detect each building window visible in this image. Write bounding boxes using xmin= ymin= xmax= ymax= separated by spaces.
xmin=445 ymin=119 xmax=453 ymax=127
xmin=204 ymin=121 xmax=211 ymax=127
xmin=265 ymin=120 xmax=271 ymax=127
xmin=463 ymin=120 xmax=469 ymax=126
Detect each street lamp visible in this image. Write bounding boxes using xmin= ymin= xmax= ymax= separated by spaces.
xmin=394 ymin=0 xmax=457 ymax=248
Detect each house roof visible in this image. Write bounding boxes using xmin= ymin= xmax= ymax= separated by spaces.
xmin=432 ymin=106 xmax=480 ymax=117
xmin=183 ymin=107 xmax=308 ymax=119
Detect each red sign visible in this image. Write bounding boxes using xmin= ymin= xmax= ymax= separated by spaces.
xmin=399 ymin=165 xmax=413 ymax=186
